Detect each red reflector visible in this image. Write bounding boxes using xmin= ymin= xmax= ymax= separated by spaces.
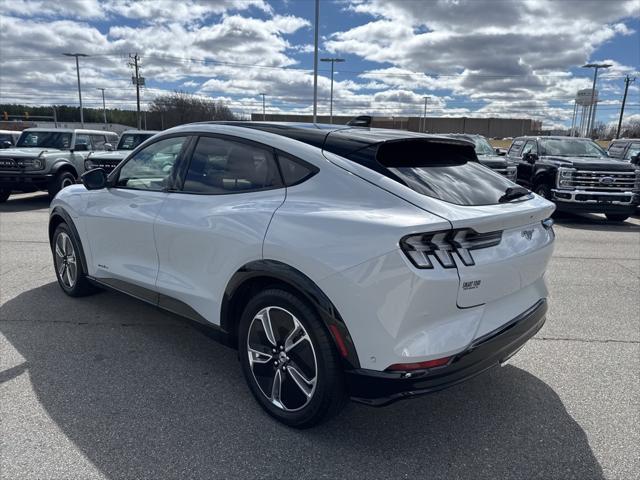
xmin=386 ymin=356 xmax=452 ymax=372
xmin=328 ymin=324 xmax=349 ymax=358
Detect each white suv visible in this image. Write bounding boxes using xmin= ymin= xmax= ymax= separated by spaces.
xmin=49 ymin=122 xmax=555 ymax=427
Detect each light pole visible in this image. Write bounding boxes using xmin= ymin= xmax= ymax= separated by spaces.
xmin=320 ymin=58 xmax=345 ymax=124
xmin=63 ymin=53 xmax=88 ymax=127
xmin=422 ymin=96 xmax=429 ymax=133
xmin=259 ymin=93 xmax=266 ymax=121
xmin=96 ymin=88 xmax=107 ymax=124
xmin=582 ymin=63 xmax=611 ymax=137
xmin=312 ymin=0 xmax=319 ymax=123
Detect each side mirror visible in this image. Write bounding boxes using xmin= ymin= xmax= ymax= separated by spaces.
xmin=104 ymin=143 xmax=114 ymax=151
xmin=81 ymin=168 xmax=107 ymax=190
xmin=523 ymin=152 xmax=538 ymax=163
xmin=1 ymin=140 xmax=12 ymax=149
xmin=495 ymin=148 xmax=506 ymax=156
xmin=74 ymin=143 xmax=89 ymax=152
xmin=631 ymin=153 xmax=640 ymax=165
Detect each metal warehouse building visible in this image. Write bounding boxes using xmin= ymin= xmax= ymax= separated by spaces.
xmin=250 ymin=114 xmax=542 ymax=138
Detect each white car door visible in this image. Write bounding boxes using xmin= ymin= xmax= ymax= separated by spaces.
xmin=82 ymin=135 xmax=190 ymax=294
xmin=153 ymin=135 xmax=286 ymax=325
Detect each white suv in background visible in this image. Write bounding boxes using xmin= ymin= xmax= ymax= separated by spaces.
xmin=49 ymin=122 xmax=555 ymax=427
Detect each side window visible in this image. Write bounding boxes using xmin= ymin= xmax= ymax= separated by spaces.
xmin=626 ymin=143 xmax=640 ymax=160
xmin=182 ymin=136 xmax=282 ymax=194
xmin=277 ymin=153 xmax=318 ymax=186
xmin=75 ymin=134 xmax=90 ymax=149
xmin=508 ymin=140 xmax=524 ymax=157
xmin=521 ymin=141 xmax=537 ymax=156
xmin=90 ymin=135 xmax=106 ymax=150
xmin=116 ymin=136 xmax=187 ymax=191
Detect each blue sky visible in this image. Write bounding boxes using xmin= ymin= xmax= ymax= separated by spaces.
xmin=0 ymin=0 xmax=638 ymax=129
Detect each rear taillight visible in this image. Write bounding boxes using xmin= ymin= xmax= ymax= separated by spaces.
xmin=400 ymin=228 xmax=502 ymax=269
xmin=386 ymin=356 xmax=452 ymax=372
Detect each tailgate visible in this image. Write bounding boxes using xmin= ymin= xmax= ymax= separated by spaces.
xmin=455 ymin=219 xmax=554 ymax=307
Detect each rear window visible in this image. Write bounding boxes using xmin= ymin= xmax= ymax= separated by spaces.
xmin=347 ymin=139 xmax=524 ymax=206
xmin=390 ymin=163 xmax=518 ymax=206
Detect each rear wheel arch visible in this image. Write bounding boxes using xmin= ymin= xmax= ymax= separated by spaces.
xmin=221 ymin=260 xmax=360 ymax=369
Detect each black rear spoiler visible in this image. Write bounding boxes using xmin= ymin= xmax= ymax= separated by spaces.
xmin=346 ymin=115 xmax=372 ymax=127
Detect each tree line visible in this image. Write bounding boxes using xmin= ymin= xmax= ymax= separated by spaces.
xmin=0 ymin=92 xmax=239 ymax=130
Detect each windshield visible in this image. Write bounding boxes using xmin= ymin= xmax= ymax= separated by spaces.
xmin=473 ymin=137 xmax=496 ymax=156
xmin=17 ymin=131 xmax=71 ymax=149
xmin=539 ymin=139 xmax=607 ymax=158
xmin=117 ymin=133 xmax=154 ymax=150
xmin=625 ymin=143 xmax=640 ymax=160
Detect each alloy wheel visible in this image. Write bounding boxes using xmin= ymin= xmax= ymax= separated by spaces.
xmin=54 ymin=232 xmax=77 ymax=288
xmin=247 ymin=306 xmax=318 ymax=412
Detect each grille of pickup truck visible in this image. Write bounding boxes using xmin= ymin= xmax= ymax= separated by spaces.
xmin=0 ymin=158 xmax=24 ymax=169
xmin=567 ymin=170 xmax=637 ymax=192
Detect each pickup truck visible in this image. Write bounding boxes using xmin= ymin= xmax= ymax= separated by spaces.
xmin=84 ymin=129 xmax=159 ymax=174
xmin=0 ymin=130 xmax=20 ymax=148
xmin=0 ymin=128 xmax=118 ymax=202
xmin=444 ymin=133 xmax=518 ymax=181
xmin=507 ymin=136 xmax=639 ymax=222
xmin=607 ymin=138 xmax=640 ymax=163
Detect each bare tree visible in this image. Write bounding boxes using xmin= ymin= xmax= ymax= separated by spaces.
xmin=148 ymin=91 xmax=236 ymax=129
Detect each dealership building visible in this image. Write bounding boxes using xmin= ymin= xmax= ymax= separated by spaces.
xmin=251 ymin=114 xmax=542 ymax=138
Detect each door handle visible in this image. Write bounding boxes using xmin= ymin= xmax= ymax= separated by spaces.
xmin=130 ymin=203 xmax=139 ymax=208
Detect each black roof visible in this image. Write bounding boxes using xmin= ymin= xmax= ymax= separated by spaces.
xmin=211 ymin=121 xmax=472 ymax=157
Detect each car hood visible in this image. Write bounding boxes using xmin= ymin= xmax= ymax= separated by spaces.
xmin=543 ymin=155 xmax=636 ymax=171
xmin=477 ymin=155 xmax=510 ymax=168
xmin=0 ymin=147 xmax=63 ymax=157
xmin=88 ymin=150 xmax=129 ymax=160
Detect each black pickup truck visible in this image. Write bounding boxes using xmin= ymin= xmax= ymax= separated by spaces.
xmin=507 ymin=136 xmax=639 ymax=222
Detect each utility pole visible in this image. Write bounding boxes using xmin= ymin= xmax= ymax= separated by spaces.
xmin=616 ymin=75 xmax=635 ymax=139
xmin=129 ymin=53 xmax=142 ymax=129
xmin=423 ymin=96 xmax=429 ymax=133
xmin=582 ymin=63 xmax=611 ymax=137
xmin=63 ymin=53 xmax=88 ymax=127
xmin=312 ymin=0 xmax=319 ymax=123
xmin=320 ymin=58 xmax=345 ymax=124
xmin=96 ymin=88 xmax=107 ymax=124
xmin=259 ymin=93 xmax=266 ymax=120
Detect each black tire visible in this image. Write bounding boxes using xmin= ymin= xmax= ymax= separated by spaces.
xmin=0 ymin=188 xmax=10 ymax=203
xmin=51 ymin=223 xmax=97 ymax=297
xmin=238 ymin=288 xmax=347 ymax=428
xmin=48 ymin=170 xmax=77 ymax=199
xmin=535 ymin=183 xmax=552 ymax=200
xmin=605 ymin=213 xmax=629 ymax=222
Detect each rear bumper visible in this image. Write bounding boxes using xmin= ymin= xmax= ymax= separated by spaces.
xmin=345 ymin=299 xmax=547 ymax=406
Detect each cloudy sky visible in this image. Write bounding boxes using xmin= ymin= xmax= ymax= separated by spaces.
xmin=0 ymin=0 xmax=638 ymax=128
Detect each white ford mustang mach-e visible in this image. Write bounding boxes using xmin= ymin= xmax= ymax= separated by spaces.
xmin=49 ymin=122 xmax=555 ymax=427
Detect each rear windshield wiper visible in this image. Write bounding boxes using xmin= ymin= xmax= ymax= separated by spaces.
xmin=499 ymin=186 xmax=530 ymax=203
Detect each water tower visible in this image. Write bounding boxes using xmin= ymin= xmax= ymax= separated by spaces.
xmin=571 ymin=88 xmax=598 ymax=137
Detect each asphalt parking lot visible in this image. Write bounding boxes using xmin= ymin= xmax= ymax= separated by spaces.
xmin=1 ymin=192 xmax=638 ymax=480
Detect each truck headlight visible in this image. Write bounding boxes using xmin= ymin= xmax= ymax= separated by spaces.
xmin=506 ymin=165 xmax=517 ymax=181
xmin=556 ymin=167 xmax=575 ymax=189
xmin=21 ymin=158 xmax=44 ymax=170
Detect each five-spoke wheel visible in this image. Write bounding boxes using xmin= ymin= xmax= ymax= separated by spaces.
xmin=239 ymin=289 xmax=347 ymax=428
xmin=54 ymin=231 xmax=77 ymax=289
xmin=247 ymin=306 xmax=318 ymax=412
xmin=51 ymin=223 xmax=97 ymax=297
